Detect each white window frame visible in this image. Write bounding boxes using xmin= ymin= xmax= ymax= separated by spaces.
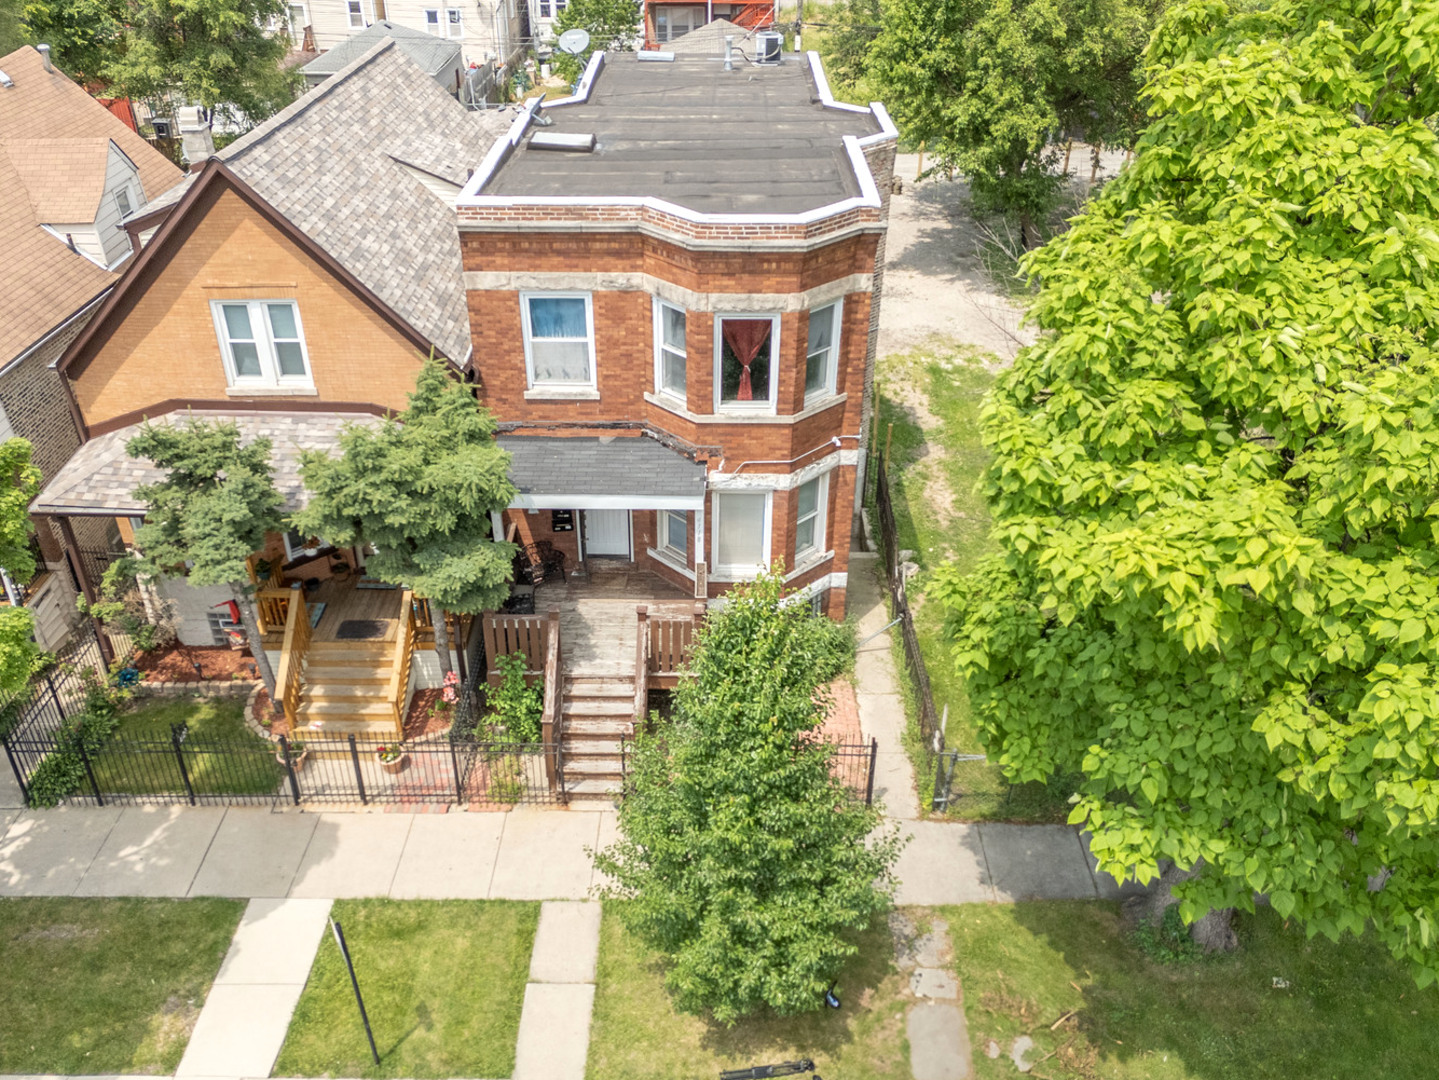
xmin=424 ymin=8 xmax=441 ymax=32
xmin=793 ymin=473 xmax=828 ymax=562
xmin=445 ymin=7 xmax=464 ymax=36
xmin=804 ymin=299 xmax=842 ymax=404
xmin=653 ymin=298 xmax=687 ymax=403
xmin=659 ymin=509 xmax=688 ymax=560
xmin=520 ymin=291 xmax=597 ymax=394
xmin=210 ymin=299 xmax=314 ymax=390
xmin=114 ymin=185 xmax=133 ymax=218
xmin=347 ymin=0 xmax=365 ymax=28
xmin=713 ymin=313 xmax=780 ymax=414
xmin=711 ymin=491 xmax=772 ymax=580
xmin=282 ymin=529 xmax=325 ymax=562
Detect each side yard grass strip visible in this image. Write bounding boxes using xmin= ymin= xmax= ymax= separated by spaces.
xmin=0 ymin=896 xmax=244 ymax=1075
xmin=273 ymin=899 xmax=539 ymax=1079
xmin=586 ymin=905 xmax=910 ymax=1080
xmin=948 ymin=901 xmax=1439 ymax=1079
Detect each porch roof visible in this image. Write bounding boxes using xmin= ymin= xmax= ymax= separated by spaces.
xmin=31 ymin=409 xmax=381 ymax=517
xmin=498 ymin=434 xmax=707 ymax=510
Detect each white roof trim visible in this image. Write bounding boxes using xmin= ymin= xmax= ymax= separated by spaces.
xmin=457 ymin=50 xmax=896 ymax=228
xmin=510 ymin=493 xmax=705 ymax=511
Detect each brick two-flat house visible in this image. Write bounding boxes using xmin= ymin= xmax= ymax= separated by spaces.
xmin=0 ymin=44 xmax=182 ymax=649
xmin=461 ymin=49 xmax=895 ymax=621
xmin=33 ymin=40 xmax=511 ymax=731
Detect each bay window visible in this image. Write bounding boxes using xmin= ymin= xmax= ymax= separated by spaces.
xmin=713 ymin=492 xmax=770 ymax=578
xmin=805 ymin=302 xmax=841 ymax=401
xmin=521 ymin=293 xmax=596 ymax=393
xmin=212 ymin=300 xmax=312 ymax=389
xmin=655 ymin=300 xmax=687 ymax=400
xmin=660 ymin=510 xmax=688 ymax=559
xmin=794 ymin=475 xmax=827 ymax=561
xmin=715 ymin=315 xmax=779 ymax=412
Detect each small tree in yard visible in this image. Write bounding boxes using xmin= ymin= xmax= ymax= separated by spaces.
xmin=0 ymin=439 xmax=42 ymax=696
xmin=295 ymin=358 xmax=516 ymax=679
xmin=936 ymin=0 xmax=1439 ymax=980
xmin=550 ymin=0 xmax=639 ymax=83
xmin=128 ymin=419 xmax=284 ymax=701
xmin=596 ymin=571 xmax=902 ymax=1023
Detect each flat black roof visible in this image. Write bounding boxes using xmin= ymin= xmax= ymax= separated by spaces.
xmin=483 ymin=53 xmax=883 ymax=214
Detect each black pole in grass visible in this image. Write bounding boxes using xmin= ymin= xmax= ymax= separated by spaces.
xmin=330 ymin=919 xmax=380 ymax=1066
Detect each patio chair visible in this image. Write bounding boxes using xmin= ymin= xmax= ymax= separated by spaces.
xmin=517 ymin=542 xmax=566 ymax=588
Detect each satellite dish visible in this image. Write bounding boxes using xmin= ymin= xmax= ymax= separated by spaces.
xmin=557 ymin=28 xmax=591 ymax=55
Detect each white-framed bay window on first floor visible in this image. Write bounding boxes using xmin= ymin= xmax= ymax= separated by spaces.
xmin=805 ymin=300 xmax=842 ymax=403
xmin=212 ymin=300 xmax=313 ymax=391
xmin=794 ymin=473 xmax=828 ymax=563
xmin=654 ymin=298 xmax=686 ymax=402
xmin=660 ymin=509 xmax=689 ymax=561
xmin=521 ymin=292 xmax=597 ymax=397
xmin=712 ymin=491 xmax=770 ymax=580
xmin=715 ymin=313 xmax=779 ymax=413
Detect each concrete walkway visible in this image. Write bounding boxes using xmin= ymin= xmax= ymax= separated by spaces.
xmin=178 ymin=898 xmax=331 ymax=1079
xmin=850 ymin=551 xmax=921 ymax=819
xmin=514 ymin=901 xmax=602 ymax=1080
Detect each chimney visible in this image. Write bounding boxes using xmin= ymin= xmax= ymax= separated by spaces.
xmin=723 ymin=35 xmax=734 ymax=72
xmin=177 ymin=105 xmax=216 ymax=166
xmin=37 ymin=44 xmax=53 ymax=71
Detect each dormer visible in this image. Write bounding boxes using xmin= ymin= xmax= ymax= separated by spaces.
xmin=5 ymin=137 xmax=142 ymax=270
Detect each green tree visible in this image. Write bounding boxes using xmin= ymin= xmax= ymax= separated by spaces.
xmin=128 ymin=419 xmax=284 ymax=702
xmin=818 ymin=0 xmax=883 ymax=95
xmin=867 ymin=0 xmax=1158 ymax=246
xmin=935 ymin=0 xmax=1439 ymax=976
xmin=0 ymin=439 xmax=42 ymax=696
xmin=295 ymin=359 xmax=516 ymax=679
xmin=20 ymin=0 xmax=123 ymax=86
xmin=99 ymin=0 xmax=298 ymax=124
xmin=596 ymin=571 xmax=901 ymax=1023
xmin=1 ymin=0 xmax=32 ymax=58
xmin=550 ymin=0 xmax=639 ymax=83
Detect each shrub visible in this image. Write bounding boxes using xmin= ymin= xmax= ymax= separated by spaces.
xmin=488 ymin=651 xmax=543 ymax=743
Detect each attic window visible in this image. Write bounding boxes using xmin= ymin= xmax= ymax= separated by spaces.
xmin=529 ymin=131 xmax=596 ymax=152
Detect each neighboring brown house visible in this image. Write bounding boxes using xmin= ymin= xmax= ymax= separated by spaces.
xmin=34 ymin=39 xmax=511 ymax=733
xmin=0 ymin=44 xmax=183 ymax=648
xmin=459 ymin=49 xmax=896 ymax=622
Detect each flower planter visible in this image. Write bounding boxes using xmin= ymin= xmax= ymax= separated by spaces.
xmin=377 ymin=752 xmax=410 ymax=775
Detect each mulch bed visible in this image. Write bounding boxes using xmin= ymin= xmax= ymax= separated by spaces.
xmin=250 ymin=688 xmax=290 ymax=737
xmin=132 ymin=644 xmax=259 ymax=683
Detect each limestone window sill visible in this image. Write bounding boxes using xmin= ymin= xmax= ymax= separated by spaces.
xmin=524 ymin=387 xmax=601 ymax=401
xmin=225 ymin=386 xmax=318 ymax=397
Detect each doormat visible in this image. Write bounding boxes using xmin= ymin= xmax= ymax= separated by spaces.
xmin=335 ymin=619 xmax=389 ymax=640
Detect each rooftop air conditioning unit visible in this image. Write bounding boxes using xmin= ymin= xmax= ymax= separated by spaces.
xmin=755 ymin=31 xmax=782 ymax=64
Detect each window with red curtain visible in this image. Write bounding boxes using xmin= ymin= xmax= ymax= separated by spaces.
xmin=717 ymin=317 xmax=775 ymax=406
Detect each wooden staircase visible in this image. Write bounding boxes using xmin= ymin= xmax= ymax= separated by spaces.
xmin=298 ymin=641 xmax=398 ymax=736
xmin=560 ymin=675 xmax=634 ymax=804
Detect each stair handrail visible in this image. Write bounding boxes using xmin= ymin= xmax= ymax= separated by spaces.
xmin=274 ymin=583 xmax=309 ymax=729
xmin=634 ymin=605 xmax=650 ymax=725
xmin=541 ymin=606 xmax=562 ymax=797
xmin=255 ymin=587 xmax=294 ymax=635
xmin=386 ymin=589 xmax=417 ymax=738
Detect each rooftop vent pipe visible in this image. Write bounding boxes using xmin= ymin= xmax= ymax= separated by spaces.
xmin=723 ymin=35 xmax=734 ymax=72
xmin=0 ymin=70 xmax=12 ymax=89
xmin=37 ymin=44 xmax=52 ymax=71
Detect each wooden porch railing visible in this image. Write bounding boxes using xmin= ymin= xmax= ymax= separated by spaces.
xmin=246 ymin=552 xmax=284 ymax=590
xmin=255 ymin=588 xmax=294 ymax=635
xmin=648 ymin=603 xmax=706 ymax=687
xmin=385 ymin=589 xmax=417 ymax=739
xmin=634 ymin=605 xmax=649 ymax=723
xmin=273 ymin=584 xmax=310 ymax=729
xmin=539 ymin=607 xmax=564 ymax=800
xmin=481 ymin=611 xmax=548 ymax=685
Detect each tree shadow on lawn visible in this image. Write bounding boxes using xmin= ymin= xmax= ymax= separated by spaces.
xmin=955 ymin=900 xmax=1439 ymax=1080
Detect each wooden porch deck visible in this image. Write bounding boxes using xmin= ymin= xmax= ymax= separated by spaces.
xmin=530 ymin=566 xmax=696 ymax=677
xmin=260 ymin=578 xmax=406 ymax=647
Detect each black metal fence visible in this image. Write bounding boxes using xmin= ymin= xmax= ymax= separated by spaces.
xmin=0 ymin=626 xmax=113 ymax=743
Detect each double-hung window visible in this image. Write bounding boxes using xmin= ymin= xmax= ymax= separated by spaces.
xmin=213 ymin=300 xmax=312 ymax=389
xmin=283 ymin=529 xmax=325 ymax=562
xmin=654 ymin=300 xmax=686 ymax=401
xmin=347 ymin=0 xmax=364 ymax=27
xmin=794 ymin=475 xmax=827 ymax=562
xmin=713 ymin=492 xmax=770 ymax=579
xmin=805 ymin=301 xmax=841 ymax=402
xmin=521 ymin=293 xmax=596 ymax=394
xmin=715 ymin=314 xmax=779 ymax=412
xmin=446 ymin=8 xmax=463 ymax=35
xmin=660 ymin=510 xmax=688 ymax=560
xmin=114 ymin=186 xmax=133 ymax=218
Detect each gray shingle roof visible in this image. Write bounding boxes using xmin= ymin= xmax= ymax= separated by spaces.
xmin=32 ymin=410 xmax=382 ymax=516
xmin=145 ymin=39 xmax=515 ymax=363
xmin=303 ymin=21 xmax=463 ymax=78
xmin=499 ymin=435 xmax=707 ymax=502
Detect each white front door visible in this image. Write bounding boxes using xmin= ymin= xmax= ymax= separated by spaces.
xmin=584 ymin=510 xmax=631 ymax=558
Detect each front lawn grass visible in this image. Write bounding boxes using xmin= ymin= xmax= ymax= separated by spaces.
xmin=587 ymin=905 xmax=909 ymax=1080
xmin=273 ymin=899 xmax=539 ymax=1079
xmin=0 ymin=896 xmax=244 ymax=1074
xmin=950 ymin=901 xmax=1439 ymax=1079
xmin=91 ymin=696 xmax=284 ymax=796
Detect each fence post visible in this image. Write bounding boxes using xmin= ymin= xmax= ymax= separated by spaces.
xmin=931 ymin=752 xmax=948 ymax=813
xmin=279 ymin=735 xmax=301 ymax=806
xmin=1 ymin=732 xmax=29 ymax=807
xmin=76 ymin=741 xmax=103 ymax=806
xmin=865 ymin=737 xmax=878 ymax=807
xmin=170 ymin=724 xmax=196 ymax=806
xmin=348 ymin=734 xmax=368 ymax=805
xmin=46 ymin=672 xmax=66 ymax=723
